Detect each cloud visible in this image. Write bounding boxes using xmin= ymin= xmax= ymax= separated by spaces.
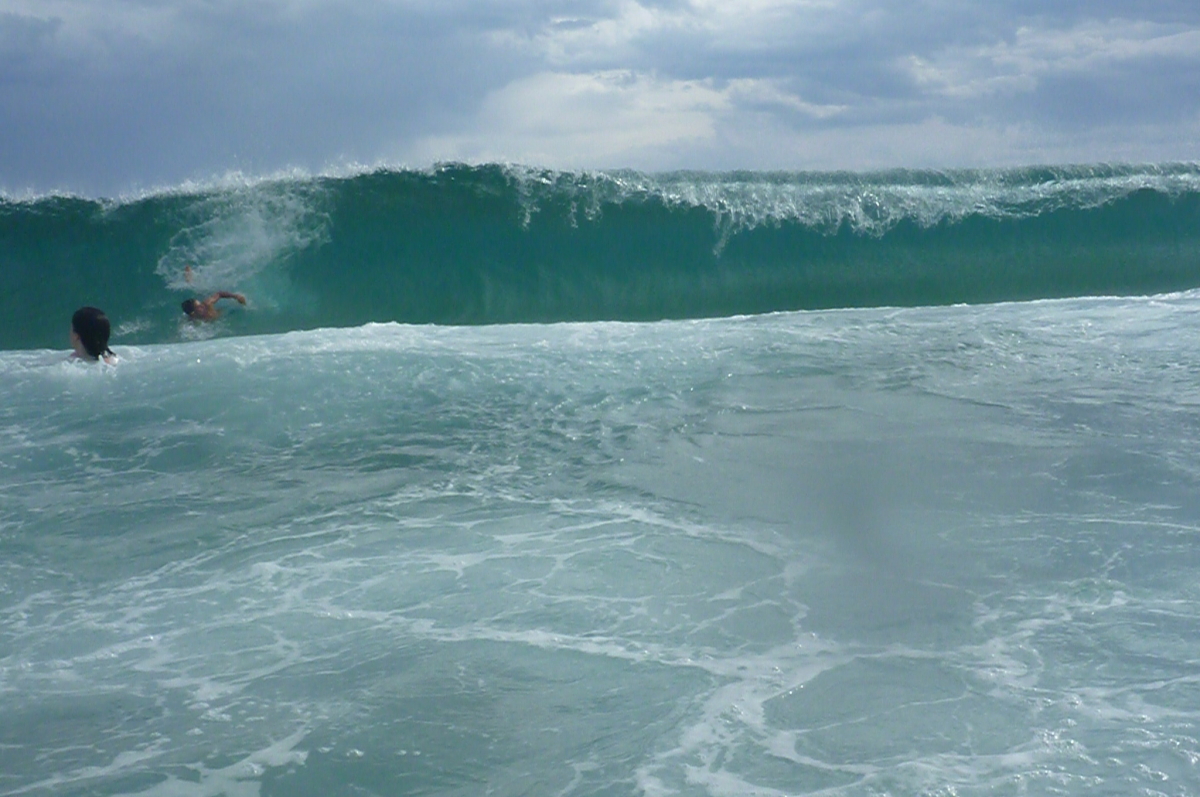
xmin=493 ymin=0 xmax=868 ymax=71
xmin=905 ymin=18 xmax=1200 ymax=100
xmin=403 ymin=69 xmax=855 ymax=169
xmin=406 ymin=70 xmax=729 ymax=167
xmin=1 ymin=0 xmax=1199 ymax=193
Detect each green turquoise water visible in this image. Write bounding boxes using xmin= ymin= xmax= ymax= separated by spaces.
xmin=3 ymin=163 xmax=1199 ymax=350
xmin=4 ymin=164 xmax=1200 ymax=796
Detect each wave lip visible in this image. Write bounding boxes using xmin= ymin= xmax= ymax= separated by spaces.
xmin=2 ymin=162 xmax=1200 ymax=350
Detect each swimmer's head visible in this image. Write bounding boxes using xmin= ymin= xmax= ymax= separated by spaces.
xmin=181 ymin=298 xmax=199 ymax=317
xmin=71 ymin=306 xmax=113 ymax=360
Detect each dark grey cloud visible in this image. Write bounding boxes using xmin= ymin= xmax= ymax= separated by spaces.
xmin=0 ymin=1 xmax=533 ymax=192
xmin=1 ymin=0 xmax=1197 ymax=195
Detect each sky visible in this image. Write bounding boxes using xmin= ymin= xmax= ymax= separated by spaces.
xmin=1 ymin=0 xmax=1199 ymax=195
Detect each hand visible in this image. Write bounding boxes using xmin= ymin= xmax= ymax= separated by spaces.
xmin=235 ymin=294 xmax=247 ymax=305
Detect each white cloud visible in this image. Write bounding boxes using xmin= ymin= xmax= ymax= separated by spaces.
xmin=490 ymin=2 xmax=681 ymax=65
xmin=683 ymin=0 xmax=848 ymax=48
xmin=403 ymin=70 xmax=851 ymax=168
xmin=989 ymin=20 xmax=1200 ymax=73
xmin=726 ymin=78 xmax=847 ymax=119
xmin=491 ymin=0 xmax=851 ymax=67
xmin=406 ymin=70 xmax=730 ymax=167
xmin=905 ymin=18 xmax=1200 ymax=100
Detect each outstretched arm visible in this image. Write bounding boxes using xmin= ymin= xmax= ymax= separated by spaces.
xmin=205 ymin=291 xmax=247 ymax=305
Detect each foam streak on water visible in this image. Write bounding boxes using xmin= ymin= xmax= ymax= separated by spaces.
xmin=3 ymin=294 xmax=1200 ymax=795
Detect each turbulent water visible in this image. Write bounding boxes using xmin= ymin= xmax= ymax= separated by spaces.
xmin=3 ymin=164 xmax=1200 ymax=796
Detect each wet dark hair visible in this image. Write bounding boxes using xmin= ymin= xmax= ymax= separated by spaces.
xmin=72 ymin=306 xmax=114 ymax=360
xmin=181 ymin=298 xmax=199 ymax=316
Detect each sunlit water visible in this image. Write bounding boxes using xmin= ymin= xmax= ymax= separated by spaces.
xmin=3 ymin=294 xmax=1200 ymax=795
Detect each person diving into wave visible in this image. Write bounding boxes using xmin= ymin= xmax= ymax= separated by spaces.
xmin=182 ymin=291 xmax=247 ymax=321
xmin=182 ymin=265 xmax=247 ymax=321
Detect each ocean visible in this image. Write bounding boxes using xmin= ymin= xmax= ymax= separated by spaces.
xmin=3 ymin=163 xmax=1200 ymax=795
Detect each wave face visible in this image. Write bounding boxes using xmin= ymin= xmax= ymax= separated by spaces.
xmin=3 ymin=162 xmax=1200 ymax=350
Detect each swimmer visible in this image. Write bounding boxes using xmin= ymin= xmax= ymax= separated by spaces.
xmin=182 ymin=291 xmax=247 ymax=321
xmin=70 ymin=306 xmax=116 ymax=363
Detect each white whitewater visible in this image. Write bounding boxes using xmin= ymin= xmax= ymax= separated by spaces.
xmin=3 ymin=293 xmax=1200 ymax=795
